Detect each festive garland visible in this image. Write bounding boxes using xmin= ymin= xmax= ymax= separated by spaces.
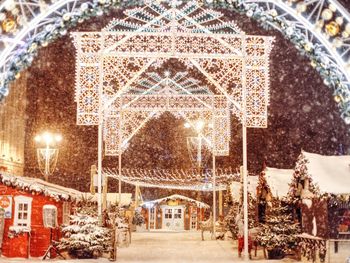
xmin=1 ymin=0 xmax=350 ymax=122
xmin=0 ymin=173 xmax=77 ymax=202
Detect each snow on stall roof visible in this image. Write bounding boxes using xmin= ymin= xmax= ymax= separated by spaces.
xmin=142 ymin=194 xmax=210 ymax=208
xmin=303 ymin=151 xmax=350 ymax=194
xmin=230 ymin=176 xmax=258 ymax=200
xmin=265 ymin=167 xmax=294 ymax=198
xmin=0 ymin=172 xmax=85 ymax=201
xmin=88 ymin=193 xmax=132 ymax=206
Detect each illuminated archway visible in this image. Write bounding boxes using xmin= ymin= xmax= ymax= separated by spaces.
xmin=1 ymin=0 xmax=350 ymax=122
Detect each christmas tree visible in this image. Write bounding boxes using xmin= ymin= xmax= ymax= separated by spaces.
xmin=58 ymin=203 xmax=111 ymax=259
xmin=224 ymin=183 xmax=257 ymax=239
xmin=287 ymin=152 xmax=320 ymax=204
xmin=256 ymin=200 xmax=300 ymax=259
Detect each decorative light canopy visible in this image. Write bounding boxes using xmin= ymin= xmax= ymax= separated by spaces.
xmin=1 ymin=0 xmax=350 ymax=122
xmin=72 ymin=1 xmax=273 ymax=158
xmin=103 ymin=167 xmax=241 ymax=191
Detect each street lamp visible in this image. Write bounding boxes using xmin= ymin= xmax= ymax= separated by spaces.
xmin=185 ymin=119 xmax=217 ymax=238
xmin=185 ymin=120 xmax=210 ymax=169
xmin=34 ymin=131 xmax=62 ymax=181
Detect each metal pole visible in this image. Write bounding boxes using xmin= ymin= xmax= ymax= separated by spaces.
xmin=118 ymin=108 xmax=123 ymax=208
xmin=97 ymin=121 xmax=103 ymax=225
xmin=212 ymin=151 xmax=216 ymax=239
xmin=243 ymin=124 xmax=249 ymax=261
xmin=118 ymin=151 xmax=122 ymax=207
xmin=219 ymin=190 xmax=223 ymax=217
xmin=44 ymin=143 xmax=50 ymax=181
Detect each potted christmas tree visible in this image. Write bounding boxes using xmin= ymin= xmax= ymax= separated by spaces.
xmin=257 ymin=200 xmax=300 ymax=259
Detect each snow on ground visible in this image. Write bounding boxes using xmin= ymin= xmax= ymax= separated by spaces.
xmin=0 ymin=231 xmax=299 ymax=263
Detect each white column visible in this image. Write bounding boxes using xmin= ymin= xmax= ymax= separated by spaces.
xmin=118 ymin=151 xmax=122 ymax=207
xmin=242 ymin=35 xmax=249 ymax=261
xmin=97 ymin=121 xmax=103 ymax=225
xmin=242 ymin=124 xmax=249 ymax=260
xmin=212 ymin=152 xmax=216 ymax=239
xmin=118 ymin=110 xmax=122 ymax=207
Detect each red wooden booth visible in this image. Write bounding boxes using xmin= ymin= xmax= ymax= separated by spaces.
xmin=0 ymin=173 xmax=83 ymax=258
xmin=141 ymin=194 xmax=209 ymax=231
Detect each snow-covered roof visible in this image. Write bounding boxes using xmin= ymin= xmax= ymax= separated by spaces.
xmin=303 ymin=151 xmax=350 ymax=194
xmin=265 ymin=167 xmax=294 ymax=198
xmin=89 ymin=193 xmax=133 ymax=207
xmin=142 ymin=194 xmax=210 ymax=209
xmin=0 ymin=173 xmax=85 ymax=201
xmin=231 ymin=176 xmax=258 ymax=200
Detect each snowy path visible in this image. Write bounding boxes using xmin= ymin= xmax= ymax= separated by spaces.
xmin=0 ymin=231 xmax=299 ymax=262
xmin=117 ymin=231 xmax=298 ymax=263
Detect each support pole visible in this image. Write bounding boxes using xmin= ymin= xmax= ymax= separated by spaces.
xmin=97 ymin=121 xmax=103 ymax=225
xmin=243 ymin=124 xmax=249 ymax=260
xmin=102 ymin=175 xmax=108 ymax=211
xmin=212 ymin=152 xmax=216 ymax=239
xmin=219 ymin=190 xmax=223 ymax=217
xmin=118 ymin=108 xmax=123 ymax=208
xmin=118 ymin=150 xmax=122 ymax=207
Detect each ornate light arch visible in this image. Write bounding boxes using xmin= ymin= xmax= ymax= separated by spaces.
xmin=1 ymin=0 xmax=350 ymax=121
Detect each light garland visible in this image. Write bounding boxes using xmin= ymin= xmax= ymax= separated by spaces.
xmin=0 ymin=0 xmax=350 ymax=123
xmin=103 ymin=167 xmax=241 ymax=191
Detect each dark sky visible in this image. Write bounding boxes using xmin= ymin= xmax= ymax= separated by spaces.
xmin=22 ymin=5 xmax=350 ymax=199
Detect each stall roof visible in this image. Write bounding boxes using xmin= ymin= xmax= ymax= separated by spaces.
xmin=303 ymin=151 xmax=350 ymax=195
xmin=0 ymin=173 xmax=85 ymax=201
xmin=142 ymin=194 xmax=210 ymax=209
xmin=265 ymin=167 xmax=294 ymax=198
xmin=90 ymin=193 xmax=133 ymax=207
xmin=231 ymin=176 xmax=258 ymax=200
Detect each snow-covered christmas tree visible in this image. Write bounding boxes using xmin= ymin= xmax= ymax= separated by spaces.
xmin=224 ymin=183 xmax=257 ymax=239
xmin=58 ymin=203 xmax=111 ymax=259
xmin=287 ymin=152 xmax=320 ymax=204
xmin=256 ymin=200 xmax=300 ymax=259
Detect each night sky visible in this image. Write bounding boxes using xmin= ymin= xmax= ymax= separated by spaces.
xmin=21 ymin=5 xmax=350 ymax=200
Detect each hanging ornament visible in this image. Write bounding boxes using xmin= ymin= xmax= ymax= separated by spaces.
xmin=296 ymin=3 xmax=307 ymax=13
xmin=333 ymin=38 xmax=343 ymax=48
xmin=325 ymin=21 xmax=340 ymax=37
xmin=321 ymin=9 xmax=333 ymax=21
xmin=345 ymin=23 xmax=350 ymax=34
xmin=2 ymin=18 xmax=16 ymax=33
xmin=329 ymin=3 xmax=337 ymax=12
xmin=334 ymin=95 xmax=342 ymax=103
xmin=335 ymin=17 xmax=344 ymax=26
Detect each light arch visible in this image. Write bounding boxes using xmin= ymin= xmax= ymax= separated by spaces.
xmin=0 ymin=0 xmax=350 ymax=121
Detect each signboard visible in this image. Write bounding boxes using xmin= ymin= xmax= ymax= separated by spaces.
xmin=0 ymin=196 xmax=12 ymax=219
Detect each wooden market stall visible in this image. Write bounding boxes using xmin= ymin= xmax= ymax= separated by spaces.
xmin=141 ymin=194 xmax=209 ymax=231
xmin=0 ymin=173 xmax=84 ymax=258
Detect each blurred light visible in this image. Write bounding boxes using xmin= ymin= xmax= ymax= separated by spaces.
xmin=34 ymin=135 xmax=41 ymax=142
xmin=42 ymin=132 xmax=53 ymax=144
xmin=184 ymin=122 xmax=191 ymax=128
xmin=35 ymin=131 xmax=62 ymax=146
xmin=195 ymin=120 xmax=204 ymax=131
xmin=55 ymin=134 xmax=62 ymax=142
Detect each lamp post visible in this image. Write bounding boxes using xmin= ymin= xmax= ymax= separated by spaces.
xmin=185 ymin=120 xmax=216 ymax=238
xmin=34 ymin=131 xmax=62 ymax=181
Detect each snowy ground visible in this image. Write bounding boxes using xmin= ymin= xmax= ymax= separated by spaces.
xmin=0 ymin=231 xmax=299 ymax=262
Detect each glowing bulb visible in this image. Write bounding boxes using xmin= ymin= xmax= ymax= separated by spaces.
xmin=42 ymin=132 xmax=53 ymax=144
xmin=55 ymin=134 xmax=62 ymax=142
xmin=184 ymin=122 xmax=191 ymax=128
xmin=195 ymin=120 xmax=204 ymax=131
xmin=34 ymin=135 xmax=41 ymax=142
